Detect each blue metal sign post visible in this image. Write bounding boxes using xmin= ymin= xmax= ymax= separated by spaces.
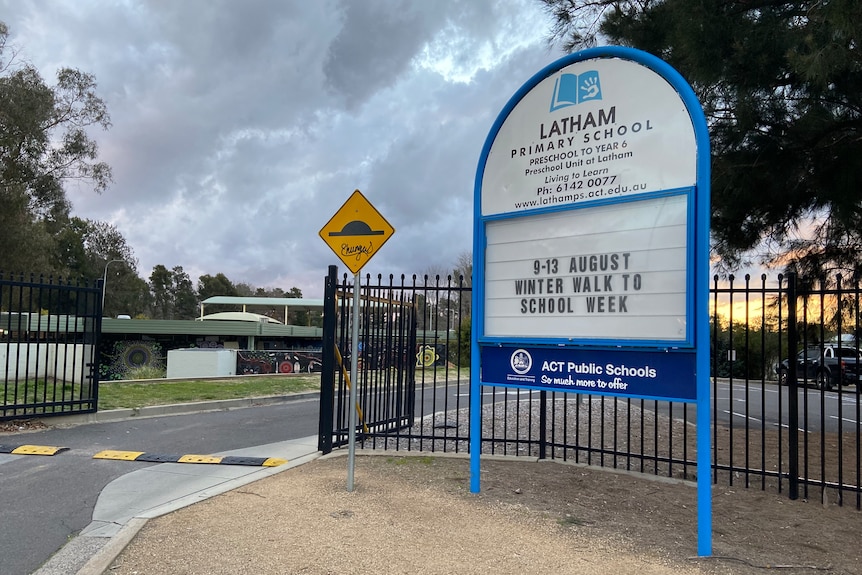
xmin=470 ymin=46 xmax=711 ymax=556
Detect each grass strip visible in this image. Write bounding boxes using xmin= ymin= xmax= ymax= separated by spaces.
xmin=98 ymin=375 xmax=320 ymax=410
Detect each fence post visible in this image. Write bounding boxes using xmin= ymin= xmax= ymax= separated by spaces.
xmin=317 ymin=265 xmax=338 ymax=454
xmin=92 ymin=278 xmax=105 ymax=410
xmin=539 ymin=390 xmax=547 ymax=459
xmin=786 ymin=272 xmax=799 ymax=500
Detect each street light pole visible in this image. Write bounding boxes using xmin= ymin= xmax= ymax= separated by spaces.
xmin=101 ymin=259 xmax=124 ymax=315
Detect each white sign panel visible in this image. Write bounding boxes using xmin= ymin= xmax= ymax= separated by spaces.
xmin=482 ymin=57 xmax=696 ymax=216
xmin=484 ymin=194 xmax=688 ymax=340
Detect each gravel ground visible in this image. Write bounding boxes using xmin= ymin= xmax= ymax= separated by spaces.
xmin=106 ymin=451 xmax=862 ymax=575
xmin=107 ymin=454 xmax=711 ymax=575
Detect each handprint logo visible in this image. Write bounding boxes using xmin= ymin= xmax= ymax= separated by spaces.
xmin=579 ymin=72 xmax=602 ymax=102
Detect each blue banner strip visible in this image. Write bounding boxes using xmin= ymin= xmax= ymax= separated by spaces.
xmin=480 ymin=345 xmax=696 ymax=402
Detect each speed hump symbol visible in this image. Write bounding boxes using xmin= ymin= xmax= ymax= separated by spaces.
xmin=319 ymin=190 xmax=395 ymax=274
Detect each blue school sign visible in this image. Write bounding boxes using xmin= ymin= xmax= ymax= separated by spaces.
xmin=470 ymin=46 xmax=712 ymax=556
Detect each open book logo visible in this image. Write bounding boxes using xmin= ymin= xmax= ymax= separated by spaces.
xmin=549 ymin=70 xmax=602 ymax=112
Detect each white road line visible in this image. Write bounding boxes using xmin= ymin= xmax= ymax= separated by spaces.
xmin=774 ymin=422 xmax=811 ymax=433
xmin=722 ymin=409 xmax=763 ymax=423
xmin=722 ymin=409 xmax=813 ymax=433
xmin=828 ymin=415 xmax=860 ymax=424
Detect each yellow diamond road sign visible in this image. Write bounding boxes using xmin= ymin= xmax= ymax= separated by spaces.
xmin=320 ymin=190 xmax=395 ymax=274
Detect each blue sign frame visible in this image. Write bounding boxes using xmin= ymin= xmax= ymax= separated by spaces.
xmin=470 ymin=46 xmax=712 ymax=556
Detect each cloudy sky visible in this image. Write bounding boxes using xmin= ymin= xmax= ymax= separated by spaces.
xmin=1 ymin=0 xmax=566 ymax=297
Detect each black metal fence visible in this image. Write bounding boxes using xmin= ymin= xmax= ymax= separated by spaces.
xmin=1 ymin=273 xmax=102 ymax=421
xmin=320 ymin=270 xmax=862 ymax=508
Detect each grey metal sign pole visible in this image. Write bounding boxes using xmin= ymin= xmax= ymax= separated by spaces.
xmin=347 ymin=272 xmax=360 ymax=492
xmin=319 ymin=189 xmax=394 ymax=493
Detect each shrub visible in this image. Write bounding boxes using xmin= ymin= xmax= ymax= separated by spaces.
xmin=125 ymin=365 xmax=166 ymax=380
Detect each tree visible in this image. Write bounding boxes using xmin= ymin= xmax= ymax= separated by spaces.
xmin=197 ymin=273 xmax=239 ymax=313
xmin=452 ymin=251 xmax=472 ymax=286
xmin=455 ymin=314 xmax=471 ymax=368
xmin=451 ymin=250 xmax=472 ymax=320
xmin=284 ymin=286 xmax=309 ymax=325
xmin=149 ymin=265 xmax=173 ymax=319
xmin=246 ymin=285 xmax=306 ymax=324
xmin=149 ymin=265 xmax=197 ymax=319
xmin=48 ymin=216 xmax=144 ymax=316
xmin=413 ymin=271 xmax=440 ymax=331
xmin=286 ymin=287 xmax=302 ymax=298
xmin=0 ymin=211 xmax=56 ymax=273
xmin=171 ymin=266 xmax=197 ymax=319
xmin=108 ymin=273 xmax=149 ymax=318
xmin=539 ymin=1 xmax=862 ymax=276
xmin=54 ymin=218 xmax=136 ymax=278
xmin=197 ymin=273 xmax=237 ymax=299
xmin=235 ymin=282 xmax=256 ymax=297
xmin=0 ymin=21 xmax=112 ymax=274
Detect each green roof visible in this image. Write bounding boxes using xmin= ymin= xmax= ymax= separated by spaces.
xmin=200 ymin=296 xmax=324 ymax=309
xmin=101 ymin=318 xmax=322 ymax=337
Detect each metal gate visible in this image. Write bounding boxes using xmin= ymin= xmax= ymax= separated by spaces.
xmin=318 ymin=266 xmax=418 ymax=452
xmin=1 ymin=273 xmax=102 ymax=420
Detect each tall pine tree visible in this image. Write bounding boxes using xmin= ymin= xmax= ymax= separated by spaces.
xmin=540 ymin=0 xmax=862 ymax=276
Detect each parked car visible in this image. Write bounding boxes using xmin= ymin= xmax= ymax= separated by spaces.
xmin=776 ymin=345 xmax=862 ymax=390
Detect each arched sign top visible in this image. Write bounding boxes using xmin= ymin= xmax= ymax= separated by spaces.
xmin=476 ymin=46 xmax=708 ymax=218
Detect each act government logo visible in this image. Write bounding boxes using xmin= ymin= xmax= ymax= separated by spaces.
xmin=549 ymin=70 xmax=602 ymax=112
xmin=508 ymin=349 xmax=535 ymax=383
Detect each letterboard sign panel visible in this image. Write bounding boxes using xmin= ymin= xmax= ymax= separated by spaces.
xmin=484 ymin=193 xmax=689 ymax=341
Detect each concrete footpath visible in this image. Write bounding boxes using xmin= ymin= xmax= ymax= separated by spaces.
xmin=29 ymin=418 xmax=321 ymax=575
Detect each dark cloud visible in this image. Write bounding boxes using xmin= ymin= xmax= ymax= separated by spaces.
xmin=323 ymin=0 xmax=448 ymax=108
xmin=0 ymin=0 xmax=562 ymax=296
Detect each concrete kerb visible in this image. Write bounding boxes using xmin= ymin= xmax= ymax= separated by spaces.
xmin=73 ymin=448 xmax=323 ymax=575
xmin=74 ymin=517 xmax=148 ymax=575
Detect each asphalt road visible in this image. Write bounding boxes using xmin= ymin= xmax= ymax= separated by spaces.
xmin=461 ymin=378 xmax=861 ymax=433
xmin=0 ymin=397 xmax=319 ymax=575
xmin=715 ymin=378 xmax=861 ymax=433
xmin=649 ymin=379 xmax=862 ymax=433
